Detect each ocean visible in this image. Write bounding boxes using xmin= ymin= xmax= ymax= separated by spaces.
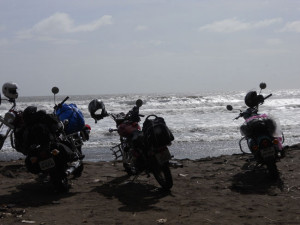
xmin=1 ymin=89 xmax=300 ymax=162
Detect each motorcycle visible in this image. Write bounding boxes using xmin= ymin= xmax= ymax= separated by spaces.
xmin=16 ymin=87 xmax=90 ymax=192
xmin=52 ymin=87 xmax=91 ymax=157
xmin=226 ymin=82 xmax=285 ymax=179
xmin=89 ymin=99 xmax=174 ymax=190
xmin=0 ymin=82 xmax=23 ymax=151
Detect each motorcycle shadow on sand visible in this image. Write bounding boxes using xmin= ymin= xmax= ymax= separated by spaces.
xmin=92 ymin=174 xmax=171 ymax=212
xmin=0 ymin=164 xmax=76 ymax=208
xmin=230 ymin=159 xmax=284 ymax=195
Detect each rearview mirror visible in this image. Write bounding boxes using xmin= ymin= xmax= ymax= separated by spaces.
xmin=136 ymin=99 xmax=143 ymax=107
xmin=226 ymin=105 xmax=233 ymax=111
xmin=52 ymin=87 xmax=59 ymax=95
xmin=259 ymin=82 xmax=266 ymax=90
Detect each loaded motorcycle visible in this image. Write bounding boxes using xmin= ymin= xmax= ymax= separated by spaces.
xmin=88 ymin=99 xmax=174 ymax=190
xmin=227 ymin=82 xmax=285 ymax=179
xmin=14 ymin=87 xmax=90 ymax=192
xmin=0 ymin=82 xmax=23 ymax=151
xmin=52 ymin=87 xmax=91 ymax=157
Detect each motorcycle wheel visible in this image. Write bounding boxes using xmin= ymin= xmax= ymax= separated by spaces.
xmin=266 ymin=161 xmax=279 ymax=179
xmin=152 ymin=162 xmax=173 ymax=190
xmin=51 ymin=173 xmax=70 ymax=193
xmin=0 ymin=134 xmax=6 ymax=150
xmin=123 ymin=162 xmax=133 ymax=175
xmin=73 ymin=163 xmax=84 ymax=178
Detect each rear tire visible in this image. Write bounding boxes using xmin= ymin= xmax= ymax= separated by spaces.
xmin=152 ymin=163 xmax=173 ymax=190
xmin=266 ymin=161 xmax=279 ymax=180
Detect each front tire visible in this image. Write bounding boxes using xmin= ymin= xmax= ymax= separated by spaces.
xmin=152 ymin=163 xmax=173 ymax=190
xmin=73 ymin=162 xmax=84 ymax=178
xmin=123 ymin=162 xmax=133 ymax=175
xmin=50 ymin=165 xmax=70 ymax=193
xmin=51 ymin=175 xmax=70 ymax=193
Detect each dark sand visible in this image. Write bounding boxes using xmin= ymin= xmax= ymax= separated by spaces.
xmin=1 ymin=144 xmax=300 ymax=225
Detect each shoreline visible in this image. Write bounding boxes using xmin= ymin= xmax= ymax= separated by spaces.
xmin=0 ymin=139 xmax=257 ymax=162
xmin=1 ymin=144 xmax=300 ymax=224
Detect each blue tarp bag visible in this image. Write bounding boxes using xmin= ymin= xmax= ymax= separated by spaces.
xmin=55 ymin=103 xmax=85 ymax=135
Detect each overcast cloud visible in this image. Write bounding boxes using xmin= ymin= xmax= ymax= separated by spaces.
xmin=198 ymin=18 xmax=283 ymax=33
xmin=0 ymin=0 xmax=300 ymax=96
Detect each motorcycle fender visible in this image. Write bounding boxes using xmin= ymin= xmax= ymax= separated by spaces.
xmin=155 ymin=149 xmax=171 ymax=166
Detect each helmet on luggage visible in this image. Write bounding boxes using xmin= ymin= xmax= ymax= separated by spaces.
xmin=2 ymin=82 xmax=18 ymax=100
xmin=244 ymin=91 xmax=264 ymax=108
xmin=88 ymin=99 xmax=107 ymax=121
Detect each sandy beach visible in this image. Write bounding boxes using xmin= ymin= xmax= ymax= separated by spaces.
xmin=1 ymin=144 xmax=300 ymax=225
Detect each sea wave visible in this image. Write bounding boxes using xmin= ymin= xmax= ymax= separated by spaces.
xmin=1 ymin=89 xmax=300 ymax=160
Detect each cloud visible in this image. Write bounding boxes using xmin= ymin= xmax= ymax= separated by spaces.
xmin=34 ymin=36 xmax=81 ymax=45
xmin=280 ymin=21 xmax=300 ymax=33
xmin=198 ymin=18 xmax=282 ymax=33
xmin=135 ymin=25 xmax=148 ymax=31
xmin=17 ymin=12 xmax=113 ymax=41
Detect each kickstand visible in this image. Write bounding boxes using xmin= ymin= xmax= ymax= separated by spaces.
xmin=253 ymin=162 xmax=264 ymax=171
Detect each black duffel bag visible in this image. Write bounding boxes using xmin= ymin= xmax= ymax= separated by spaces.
xmin=142 ymin=115 xmax=174 ymax=147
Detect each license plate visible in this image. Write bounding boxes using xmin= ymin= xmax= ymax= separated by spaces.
xmin=261 ymin=147 xmax=275 ymax=159
xmin=155 ymin=150 xmax=171 ymax=165
xmin=39 ymin=158 xmax=55 ymax=170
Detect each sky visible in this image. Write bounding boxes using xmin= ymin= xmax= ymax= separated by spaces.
xmin=0 ymin=0 xmax=300 ymax=96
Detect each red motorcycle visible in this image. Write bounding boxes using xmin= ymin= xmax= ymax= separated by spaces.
xmin=227 ymin=83 xmax=285 ymax=179
xmin=89 ymin=99 xmax=174 ymax=190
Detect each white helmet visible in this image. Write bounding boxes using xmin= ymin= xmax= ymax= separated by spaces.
xmin=2 ymin=82 xmax=19 ymax=100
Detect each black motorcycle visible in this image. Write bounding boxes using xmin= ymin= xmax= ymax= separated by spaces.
xmin=0 ymin=85 xmax=23 ymax=151
xmin=15 ymin=87 xmax=90 ymax=192
xmin=227 ymin=83 xmax=285 ymax=179
xmin=89 ymin=99 xmax=174 ymax=190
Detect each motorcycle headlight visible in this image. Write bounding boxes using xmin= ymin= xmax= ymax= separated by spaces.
xmin=4 ymin=112 xmax=16 ymax=124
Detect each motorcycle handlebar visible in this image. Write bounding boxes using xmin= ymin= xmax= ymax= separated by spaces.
xmin=108 ymin=112 xmax=144 ymax=124
xmin=108 ymin=101 xmax=144 ymax=123
xmin=234 ymin=114 xmax=242 ymax=120
xmin=109 ymin=128 xmax=118 ymax=133
xmin=54 ymin=96 xmax=69 ymax=110
xmin=264 ymin=93 xmax=272 ymax=100
xmin=60 ymin=96 xmax=69 ymax=105
xmin=230 ymin=92 xmax=272 ymax=121
xmin=109 ymin=113 xmax=117 ymax=121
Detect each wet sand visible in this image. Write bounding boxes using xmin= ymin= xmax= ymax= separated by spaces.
xmin=0 ymin=144 xmax=300 ymax=225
